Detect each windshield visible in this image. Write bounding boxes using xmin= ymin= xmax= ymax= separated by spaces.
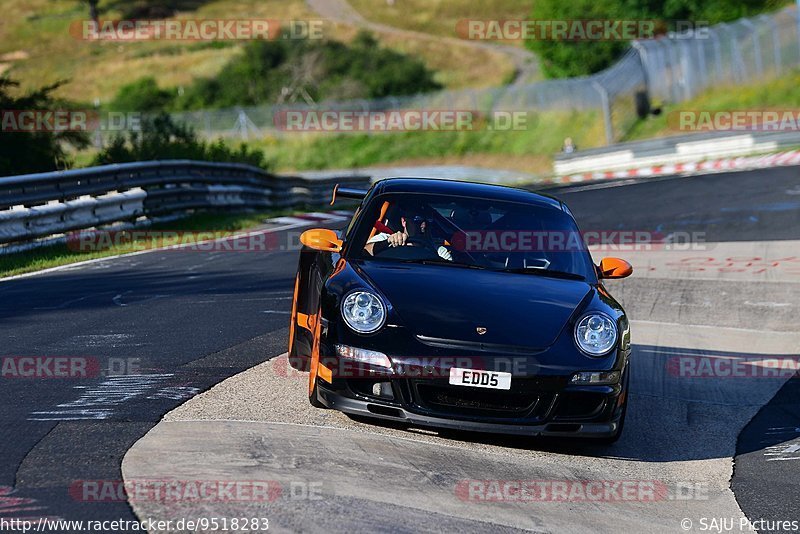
xmin=349 ymin=192 xmax=596 ymax=281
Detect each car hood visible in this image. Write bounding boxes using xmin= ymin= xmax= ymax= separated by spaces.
xmin=356 ymin=262 xmax=593 ymax=351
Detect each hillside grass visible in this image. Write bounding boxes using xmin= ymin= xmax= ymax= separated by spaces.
xmin=256 ymin=109 xmax=605 ymax=173
xmin=348 ymin=0 xmax=532 ymax=43
xmin=0 ymin=0 xmax=514 ymax=104
xmin=624 ymin=68 xmax=800 ymax=141
xmin=64 ymin=67 xmax=800 ymax=178
xmin=249 ymin=66 xmax=800 ymax=173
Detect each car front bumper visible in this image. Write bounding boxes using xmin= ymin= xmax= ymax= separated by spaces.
xmin=314 ymin=378 xmax=626 ymax=438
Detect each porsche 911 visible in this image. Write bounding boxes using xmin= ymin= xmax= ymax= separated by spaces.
xmin=288 ymin=178 xmax=632 ymax=442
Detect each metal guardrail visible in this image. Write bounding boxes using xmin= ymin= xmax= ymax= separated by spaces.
xmin=0 ymin=160 xmax=370 ymax=247
xmin=553 ymin=130 xmax=800 ymax=176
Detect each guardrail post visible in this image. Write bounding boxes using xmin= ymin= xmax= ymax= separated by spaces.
xmin=680 ymin=40 xmax=694 ymax=100
xmin=710 ymin=27 xmax=723 ymax=82
xmin=630 ymin=41 xmax=651 ymax=95
xmin=693 ymin=36 xmax=706 ymax=96
xmin=727 ymin=25 xmax=744 ymax=83
xmin=740 ymin=19 xmax=763 ymax=77
xmin=591 ymin=81 xmax=613 ymax=146
xmin=795 ymin=1 xmax=800 ymax=63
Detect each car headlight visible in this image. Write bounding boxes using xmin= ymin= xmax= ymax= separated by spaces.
xmin=574 ymin=313 xmax=618 ymax=356
xmin=335 ymin=345 xmax=392 ymax=368
xmin=341 ymin=290 xmax=386 ymax=334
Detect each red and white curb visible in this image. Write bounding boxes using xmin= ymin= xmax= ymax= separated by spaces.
xmin=266 ymin=210 xmax=353 ymax=226
xmin=548 ymin=149 xmax=800 ymax=185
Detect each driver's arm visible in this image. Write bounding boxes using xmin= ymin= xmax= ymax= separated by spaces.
xmin=364 ymin=231 xmax=407 ymax=256
xmin=387 ymin=231 xmax=407 ymax=247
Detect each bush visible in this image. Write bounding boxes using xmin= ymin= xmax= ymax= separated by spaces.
xmin=114 ymin=0 xmax=214 ymax=19
xmin=92 ymin=113 xmax=270 ymax=169
xmin=0 ymin=78 xmax=89 ymax=176
xmin=314 ymin=31 xmax=442 ymax=99
xmin=620 ymin=0 xmax=784 ymax=25
xmin=111 ymin=77 xmax=175 ymax=112
xmin=115 ymin=31 xmax=441 ymax=112
xmin=527 ymin=0 xmax=785 ymax=78
xmin=174 ymin=38 xmax=290 ymax=109
xmin=527 ymin=0 xmax=628 ymax=77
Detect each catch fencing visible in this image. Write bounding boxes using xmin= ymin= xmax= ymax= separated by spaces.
xmin=168 ymin=6 xmax=800 ymax=146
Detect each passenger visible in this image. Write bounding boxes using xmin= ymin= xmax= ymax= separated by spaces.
xmin=449 ymin=206 xmax=492 ymax=230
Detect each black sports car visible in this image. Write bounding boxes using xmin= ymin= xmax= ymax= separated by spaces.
xmin=288 ymin=178 xmax=632 ymax=442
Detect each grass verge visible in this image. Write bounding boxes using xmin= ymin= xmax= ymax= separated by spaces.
xmin=258 ymin=109 xmax=604 ymax=172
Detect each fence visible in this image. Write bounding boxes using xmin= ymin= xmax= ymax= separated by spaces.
xmin=0 ymin=161 xmax=369 ymax=249
xmin=166 ymin=6 xmax=800 ymax=146
xmin=634 ymin=8 xmax=800 ymax=102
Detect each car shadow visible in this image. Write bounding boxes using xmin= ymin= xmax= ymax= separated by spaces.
xmin=349 ymin=344 xmax=796 ymax=463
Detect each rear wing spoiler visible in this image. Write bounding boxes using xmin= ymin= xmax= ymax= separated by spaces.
xmin=330 ymin=183 xmax=368 ymax=205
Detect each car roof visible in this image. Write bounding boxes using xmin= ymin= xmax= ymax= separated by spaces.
xmin=370 ymin=177 xmax=565 ymax=211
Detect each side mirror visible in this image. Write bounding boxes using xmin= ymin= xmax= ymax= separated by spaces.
xmin=598 ymin=257 xmax=633 ymax=279
xmin=300 ymin=228 xmax=342 ymax=253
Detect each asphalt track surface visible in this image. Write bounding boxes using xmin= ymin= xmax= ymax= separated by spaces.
xmin=1 ymin=167 xmax=798 ymax=532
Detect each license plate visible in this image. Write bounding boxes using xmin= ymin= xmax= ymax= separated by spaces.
xmin=448 ymin=368 xmax=511 ymax=390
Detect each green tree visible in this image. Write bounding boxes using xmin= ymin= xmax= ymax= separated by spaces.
xmin=167 ymin=31 xmax=440 ymax=110
xmin=526 ymin=0 xmax=628 ymax=78
xmin=107 ymin=0 xmax=213 ymax=19
xmin=0 ymin=78 xmax=89 ymax=176
xmin=92 ymin=113 xmax=270 ymax=169
xmin=111 ymin=77 xmax=175 ymax=112
xmin=527 ymin=0 xmax=785 ymax=78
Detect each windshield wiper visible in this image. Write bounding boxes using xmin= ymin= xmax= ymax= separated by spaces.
xmin=497 ymin=267 xmax=585 ymax=280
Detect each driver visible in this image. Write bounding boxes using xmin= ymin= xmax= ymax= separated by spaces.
xmin=364 ymin=213 xmax=452 ymax=261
